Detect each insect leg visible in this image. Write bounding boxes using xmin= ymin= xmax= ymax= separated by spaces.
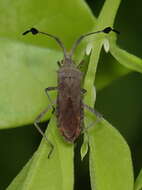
xmin=57 ymin=59 xmax=64 ymax=67
xmin=83 ymin=103 xmax=103 ymax=132
xmin=57 ymin=61 xmax=62 ymax=67
xmin=84 ymin=104 xmax=102 ymax=118
xmin=34 ymin=104 xmax=55 ymax=158
xmin=77 ymin=60 xmax=84 ymax=69
xmin=45 ymin=87 xmax=58 ymax=108
xmin=57 ymin=61 xmax=61 ymax=67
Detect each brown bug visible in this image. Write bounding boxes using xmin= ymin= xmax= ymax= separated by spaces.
xmin=23 ymin=27 xmax=119 ymax=157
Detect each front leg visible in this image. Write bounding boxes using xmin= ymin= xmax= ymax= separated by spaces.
xmin=45 ymin=87 xmax=58 ymax=108
xmin=57 ymin=60 xmax=63 ymax=67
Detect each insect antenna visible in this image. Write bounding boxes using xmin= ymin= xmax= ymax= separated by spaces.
xmin=69 ymin=26 xmax=120 ymax=58
xmin=22 ymin=28 xmax=68 ymax=59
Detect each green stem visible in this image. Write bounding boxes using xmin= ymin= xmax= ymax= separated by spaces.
xmin=98 ymin=0 xmax=121 ymax=27
xmin=84 ymin=37 xmax=103 ymax=106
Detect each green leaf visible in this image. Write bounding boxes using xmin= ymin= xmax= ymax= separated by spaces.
xmin=6 ymin=157 xmax=33 ymax=190
xmin=0 ymin=0 xmax=95 ymax=129
xmin=88 ymin=119 xmax=134 ymax=190
xmin=134 ymin=169 xmax=142 ymax=190
xmin=0 ymin=39 xmax=60 ymax=129
xmin=110 ymin=44 xmax=142 ymax=73
xmin=7 ymin=117 xmax=74 ymax=190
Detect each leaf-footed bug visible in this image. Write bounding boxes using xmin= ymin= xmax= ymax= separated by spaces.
xmin=23 ymin=27 xmax=119 ymax=158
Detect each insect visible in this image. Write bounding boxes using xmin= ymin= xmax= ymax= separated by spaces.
xmin=23 ymin=26 xmax=119 ymax=157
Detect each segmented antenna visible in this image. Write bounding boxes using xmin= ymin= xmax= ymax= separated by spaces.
xmin=23 ymin=27 xmax=119 ymax=59
xmin=69 ymin=27 xmax=119 ymax=57
xmin=22 ymin=28 xmax=67 ymax=59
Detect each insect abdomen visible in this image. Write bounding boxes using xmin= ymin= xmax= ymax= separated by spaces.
xmin=57 ymin=96 xmax=82 ymax=142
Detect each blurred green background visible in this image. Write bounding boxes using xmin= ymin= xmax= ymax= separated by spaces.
xmin=0 ymin=0 xmax=142 ymax=189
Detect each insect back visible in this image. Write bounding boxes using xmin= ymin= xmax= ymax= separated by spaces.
xmin=57 ymin=58 xmax=83 ymax=142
